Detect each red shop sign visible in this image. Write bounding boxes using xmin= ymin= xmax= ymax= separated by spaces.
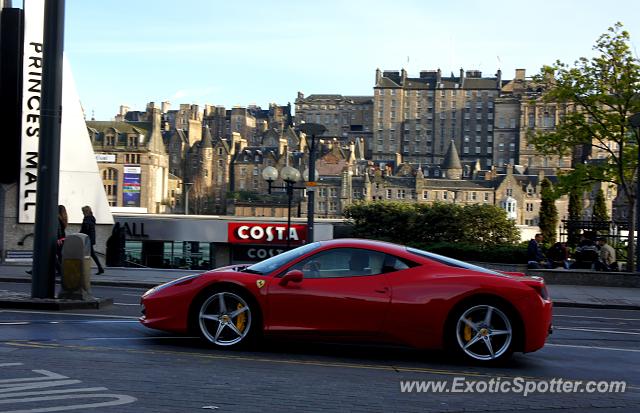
xmin=228 ymin=223 xmax=307 ymax=246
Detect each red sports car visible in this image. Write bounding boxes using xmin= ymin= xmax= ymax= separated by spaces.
xmin=140 ymin=239 xmax=552 ymax=363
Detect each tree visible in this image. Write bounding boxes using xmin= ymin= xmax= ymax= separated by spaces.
xmin=539 ymin=179 xmax=558 ymax=245
xmin=530 ymin=22 xmax=640 ymax=269
xmin=343 ymin=201 xmax=520 ymax=246
xmin=592 ymin=189 xmax=610 ymax=222
xmin=567 ymin=188 xmax=583 ymax=247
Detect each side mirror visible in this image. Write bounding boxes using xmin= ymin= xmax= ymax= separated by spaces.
xmin=279 ymin=269 xmax=304 ymax=286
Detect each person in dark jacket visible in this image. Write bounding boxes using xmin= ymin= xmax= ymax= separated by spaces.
xmin=80 ymin=205 xmax=104 ymax=275
xmin=527 ymin=233 xmax=550 ymax=269
xmin=55 ymin=205 xmax=68 ymax=276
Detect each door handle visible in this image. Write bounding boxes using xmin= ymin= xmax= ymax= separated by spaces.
xmin=374 ymin=287 xmax=389 ymax=294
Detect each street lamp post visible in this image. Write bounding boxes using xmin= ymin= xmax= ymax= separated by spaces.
xmin=296 ymin=123 xmax=326 ymax=244
xmin=182 ymin=182 xmax=193 ymax=215
xmin=262 ymin=166 xmax=303 ymax=249
xmin=629 ymin=112 xmax=640 ymax=272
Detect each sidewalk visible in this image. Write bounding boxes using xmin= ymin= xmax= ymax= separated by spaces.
xmin=1 ymin=263 xmax=639 ymax=310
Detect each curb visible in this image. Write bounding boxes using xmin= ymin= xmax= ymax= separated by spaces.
xmin=0 ymin=297 xmax=114 ymax=310
xmin=553 ymin=300 xmax=640 ymax=311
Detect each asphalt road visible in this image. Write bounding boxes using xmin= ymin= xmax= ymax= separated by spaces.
xmin=0 ymin=283 xmax=639 ymax=412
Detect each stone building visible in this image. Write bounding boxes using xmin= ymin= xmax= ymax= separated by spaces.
xmin=373 ymin=68 xmax=502 ymax=166
xmin=202 ymin=103 xmax=293 ymax=146
xmin=87 ymin=104 xmax=170 ymax=213
xmin=497 ymin=69 xmax=573 ymax=170
xmin=294 ymin=93 xmax=373 ymax=153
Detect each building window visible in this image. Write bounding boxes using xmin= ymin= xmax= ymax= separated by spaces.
xmin=386 ymin=189 xmax=392 ymax=199
xmin=397 ymin=189 xmax=405 ymax=199
xmin=484 ymin=193 xmax=490 ymax=202
xmin=330 ymin=188 xmax=338 ymax=197
xmin=319 ymin=188 xmax=327 ymax=197
xmin=422 ymin=190 xmax=429 ymax=200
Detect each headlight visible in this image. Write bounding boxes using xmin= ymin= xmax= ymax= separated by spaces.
xmin=143 ymin=274 xmax=201 ymax=296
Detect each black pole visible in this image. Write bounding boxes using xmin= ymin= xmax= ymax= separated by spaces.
xmin=307 ymin=134 xmax=316 ymax=243
xmin=298 ymin=122 xmax=325 ymax=244
xmin=286 ymin=182 xmax=292 ymax=250
xmin=31 ymin=0 xmax=65 ymax=299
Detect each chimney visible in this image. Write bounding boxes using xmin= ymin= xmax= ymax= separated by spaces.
xmin=161 ymin=101 xmax=170 ymax=113
xmin=515 ymin=69 xmax=526 ymax=81
xmin=375 ymin=68 xmax=382 ymax=84
xmin=401 ymin=68 xmax=407 ymax=83
xmin=496 ymin=69 xmax=502 ymax=86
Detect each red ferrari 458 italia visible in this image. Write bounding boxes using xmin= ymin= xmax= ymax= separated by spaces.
xmin=140 ymin=238 xmax=552 ymax=363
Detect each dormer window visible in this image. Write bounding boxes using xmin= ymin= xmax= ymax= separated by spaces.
xmin=106 ymin=135 xmax=115 ymax=146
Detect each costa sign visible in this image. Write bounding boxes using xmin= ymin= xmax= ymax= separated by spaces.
xmin=228 ymin=223 xmax=307 ymax=246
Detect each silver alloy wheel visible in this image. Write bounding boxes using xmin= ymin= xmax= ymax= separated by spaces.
xmin=455 ymin=304 xmax=512 ymax=361
xmin=198 ymin=292 xmax=252 ymax=346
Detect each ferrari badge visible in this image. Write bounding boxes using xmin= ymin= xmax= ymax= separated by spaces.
xmin=256 ymin=279 xmax=266 ymax=289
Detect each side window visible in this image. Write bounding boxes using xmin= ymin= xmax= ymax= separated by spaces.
xmin=382 ymin=254 xmax=412 ymax=273
xmin=290 ymin=248 xmax=387 ymax=278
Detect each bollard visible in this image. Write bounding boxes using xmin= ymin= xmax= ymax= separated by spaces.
xmin=58 ymin=233 xmax=94 ymax=300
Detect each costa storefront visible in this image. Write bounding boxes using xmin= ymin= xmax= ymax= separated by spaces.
xmin=113 ymin=213 xmax=335 ymax=269
xmin=228 ymin=222 xmax=308 ymax=262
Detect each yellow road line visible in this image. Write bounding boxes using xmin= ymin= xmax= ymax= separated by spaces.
xmin=3 ymin=341 xmax=540 ymax=381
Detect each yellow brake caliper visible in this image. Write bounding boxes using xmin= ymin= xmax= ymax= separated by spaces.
xmin=463 ymin=318 xmax=473 ymax=341
xmin=235 ymin=303 xmax=247 ymax=332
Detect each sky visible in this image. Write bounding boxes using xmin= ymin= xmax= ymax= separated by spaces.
xmin=32 ymin=0 xmax=640 ymax=120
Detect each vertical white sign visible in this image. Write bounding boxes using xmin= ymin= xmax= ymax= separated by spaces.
xmin=18 ymin=0 xmax=45 ymax=223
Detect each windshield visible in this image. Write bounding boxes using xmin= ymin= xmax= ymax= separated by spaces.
xmin=406 ymin=247 xmax=505 ymax=276
xmin=244 ymin=242 xmax=321 ymax=275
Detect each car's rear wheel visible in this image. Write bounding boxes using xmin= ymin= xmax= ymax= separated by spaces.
xmin=197 ymin=290 xmax=254 ymax=348
xmin=453 ymin=303 xmax=514 ymax=363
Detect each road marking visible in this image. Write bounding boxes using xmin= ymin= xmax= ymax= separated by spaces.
xmin=83 ymin=336 xmax=199 ymax=341
xmin=0 ymin=387 xmax=107 ymax=399
xmin=121 ymin=293 xmax=144 ymax=297
xmin=547 ymin=343 xmax=640 ymax=353
xmin=113 ymin=303 xmax=139 ymax=306
xmin=554 ymin=327 xmax=640 ymax=336
xmin=0 ymin=364 xmax=21 ymax=368
xmin=0 ymin=320 xmax=138 ymax=325
xmin=6 ymin=341 xmax=640 ymax=394
xmin=0 ymin=310 xmax=138 ymax=320
xmin=4 ymin=341 xmax=535 ymax=380
xmin=554 ymin=314 xmax=640 ymax=322
xmin=0 ymin=393 xmax=137 ymax=412
xmin=0 ymin=365 xmax=136 ymax=412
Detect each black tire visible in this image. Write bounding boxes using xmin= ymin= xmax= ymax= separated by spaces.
xmin=195 ymin=289 xmax=259 ymax=349
xmin=449 ymin=301 xmax=515 ymax=364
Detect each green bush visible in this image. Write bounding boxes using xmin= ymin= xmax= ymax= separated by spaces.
xmin=343 ymin=201 xmax=520 ymax=247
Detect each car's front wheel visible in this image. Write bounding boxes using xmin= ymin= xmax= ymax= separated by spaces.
xmin=452 ymin=303 xmax=514 ymax=363
xmin=197 ymin=290 xmax=255 ymax=348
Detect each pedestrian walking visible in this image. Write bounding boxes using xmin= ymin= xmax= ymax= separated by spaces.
xmin=80 ymin=205 xmax=105 ymax=275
